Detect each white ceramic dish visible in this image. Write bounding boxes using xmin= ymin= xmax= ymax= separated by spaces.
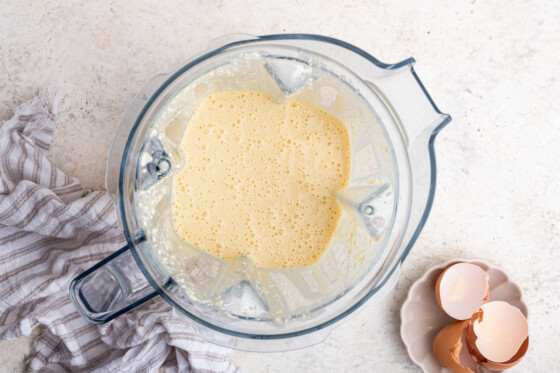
xmin=400 ymin=258 xmax=528 ymax=373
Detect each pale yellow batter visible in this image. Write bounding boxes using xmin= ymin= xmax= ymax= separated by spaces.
xmin=172 ymin=91 xmax=350 ymax=268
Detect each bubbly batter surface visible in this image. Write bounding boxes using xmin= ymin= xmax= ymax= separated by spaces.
xmin=172 ymin=91 xmax=350 ymax=268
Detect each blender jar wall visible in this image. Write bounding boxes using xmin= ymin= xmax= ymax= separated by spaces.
xmin=129 ymin=44 xmax=409 ymax=334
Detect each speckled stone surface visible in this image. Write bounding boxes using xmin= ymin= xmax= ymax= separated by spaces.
xmin=1 ymin=1 xmax=559 ymax=371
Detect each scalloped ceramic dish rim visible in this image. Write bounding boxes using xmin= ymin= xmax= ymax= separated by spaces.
xmin=400 ymin=258 xmax=529 ymax=372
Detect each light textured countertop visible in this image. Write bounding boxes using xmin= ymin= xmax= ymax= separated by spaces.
xmin=1 ymin=1 xmax=559 ymax=372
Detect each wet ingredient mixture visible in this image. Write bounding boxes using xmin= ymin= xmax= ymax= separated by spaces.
xmin=172 ymin=90 xmax=350 ymax=268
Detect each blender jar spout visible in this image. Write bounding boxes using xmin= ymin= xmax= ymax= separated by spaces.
xmin=371 ymin=60 xmax=451 ymax=262
xmin=371 ymin=60 xmax=451 ymax=146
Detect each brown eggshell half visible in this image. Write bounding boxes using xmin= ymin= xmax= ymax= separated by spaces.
xmin=434 ymin=266 xmax=449 ymax=310
xmin=433 ymin=320 xmax=479 ymax=373
xmin=466 ymin=308 xmax=529 ymax=370
xmin=435 ymin=263 xmax=489 ymax=320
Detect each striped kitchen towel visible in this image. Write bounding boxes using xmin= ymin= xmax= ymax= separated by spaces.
xmin=0 ymin=88 xmax=238 ymax=373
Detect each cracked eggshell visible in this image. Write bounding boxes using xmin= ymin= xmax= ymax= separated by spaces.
xmin=466 ymin=301 xmax=529 ymax=370
xmin=433 ymin=320 xmax=480 ymax=373
xmin=435 ymin=263 xmax=489 ymax=320
xmin=401 ymin=258 xmax=529 ymax=373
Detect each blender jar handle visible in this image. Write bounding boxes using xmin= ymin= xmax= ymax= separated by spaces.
xmin=70 ymin=242 xmax=159 ymax=324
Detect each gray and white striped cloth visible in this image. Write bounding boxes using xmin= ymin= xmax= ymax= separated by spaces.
xmin=0 ymin=88 xmax=238 ymax=373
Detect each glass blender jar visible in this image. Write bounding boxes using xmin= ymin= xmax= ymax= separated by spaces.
xmin=70 ymin=34 xmax=450 ymax=351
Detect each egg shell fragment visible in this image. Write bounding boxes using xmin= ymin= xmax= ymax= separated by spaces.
xmin=433 ymin=320 xmax=480 ymax=373
xmin=466 ymin=301 xmax=529 ymax=370
xmin=435 ymin=263 xmax=489 ymax=320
